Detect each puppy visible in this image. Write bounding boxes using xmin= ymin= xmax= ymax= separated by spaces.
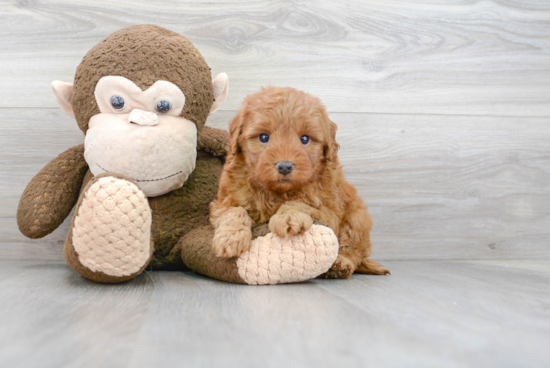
xmin=210 ymin=86 xmax=389 ymax=278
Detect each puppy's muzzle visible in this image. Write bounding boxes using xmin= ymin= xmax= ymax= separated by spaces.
xmin=276 ymin=161 xmax=294 ymax=175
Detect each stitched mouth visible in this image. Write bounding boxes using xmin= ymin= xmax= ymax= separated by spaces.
xmin=96 ymin=163 xmax=183 ymax=182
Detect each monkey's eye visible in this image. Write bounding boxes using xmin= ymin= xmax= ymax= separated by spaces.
xmin=300 ymin=135 xmax=310 ymax=145
xmin=258 ymin=133 xmax=270 ymax=144
xmin=156 ymin=100 xmax=171 ymax=114
xmin=110 ymin=96 xmax=125 ymax=111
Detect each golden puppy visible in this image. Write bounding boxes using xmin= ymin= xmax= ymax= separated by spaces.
xmin=210 ymin=86 xmax=389 ymax=278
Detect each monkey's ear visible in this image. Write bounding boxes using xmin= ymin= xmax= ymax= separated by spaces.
xmin=209 ymin=73 xmax=229 ymax=115
xmin=51 ymin=81 xmax=75 ymax=118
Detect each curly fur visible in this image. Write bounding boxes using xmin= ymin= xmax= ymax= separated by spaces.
xmin=210 ymin=86 xmax=389 ymax=278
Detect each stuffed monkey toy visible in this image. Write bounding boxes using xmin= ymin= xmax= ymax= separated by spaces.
xmin=17 ymin=25 xmax=338 ymax=284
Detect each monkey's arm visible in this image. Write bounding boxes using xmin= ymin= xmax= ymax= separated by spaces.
xmin=17 ymin=144 xmax=88 ymax=239
xmin=197 ymin=126 xmax=228 ymax=157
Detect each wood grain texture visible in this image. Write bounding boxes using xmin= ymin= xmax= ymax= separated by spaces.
xmin=0 ymin=260 xmax=549 ymax=368
xmin=0 ymin=0 xmax=549 ymax=115
xmin=2 ymin=2 xmax=549 ymax=367
xmin=3 ymin=108 xmax=549 ymax=261
xmin=333 ymin=113 xmax=550 ymax=260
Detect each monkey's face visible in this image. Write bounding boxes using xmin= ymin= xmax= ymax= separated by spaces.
xmin=84 ymin=76 xmax=197 ymax=197
xmin=51 ymin=25 xmax=230 ymax=197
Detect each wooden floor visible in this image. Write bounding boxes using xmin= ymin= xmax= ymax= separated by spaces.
xmin=1 ymin=260 xmax=549 ymax=368
xmin=1 ymin=1 xmax=550 ymax=367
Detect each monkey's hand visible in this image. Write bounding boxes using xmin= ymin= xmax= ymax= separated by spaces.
xmin=269 ymin=201 xmax=319 ymax=238
xmin=17 ymin=144 xmax=88 ymax=239
xmin=211 ymin=206 xmax=253 ymax=258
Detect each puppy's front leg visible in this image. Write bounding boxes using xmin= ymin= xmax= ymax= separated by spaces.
xmin=269 ymin=201 xmax=319 ymax=238
xmin=210 ymin=206 xmax=253 ymax=258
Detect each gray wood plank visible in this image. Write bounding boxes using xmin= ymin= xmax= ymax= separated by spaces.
xmin=333 ymin=113 xmax=550 ymax=261
xmin=3 ymin=108 xmax=548 ymax=261
xmin=1 ymin=0 xmax=549 ymax=115
xmin=316 ymin=260 xmax=550 ymax=368
xmin=0 ymin=262 xmax=155 ymax=368
xmin=1 ymin=260 xmax=549 ymax=368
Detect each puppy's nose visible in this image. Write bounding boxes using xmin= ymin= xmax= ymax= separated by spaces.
xmin=276 ymin=161 xmax=294 ymax=175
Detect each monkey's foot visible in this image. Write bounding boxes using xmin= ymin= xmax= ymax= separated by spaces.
xmin=65 ymin=173 xmax=153 ymax=283
xmin=236 ymin=224 xmax=339 ymax=285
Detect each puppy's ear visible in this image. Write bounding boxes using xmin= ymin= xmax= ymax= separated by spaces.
xmin=228 ymin=109 xmax=245 ymax=157
xmin=324 ymin=118 xmax=340 ymax=161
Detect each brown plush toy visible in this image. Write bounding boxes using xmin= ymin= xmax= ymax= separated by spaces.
xmin=17 ymin=25 xmax=339 ymax=284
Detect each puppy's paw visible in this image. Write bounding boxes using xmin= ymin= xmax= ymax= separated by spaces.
xmin=269 ymin=210 xmax=313 ymax=238
xmin=357 ymin=258 xmax=391 ymax=275
xmin=212 ymin=227 xmax=252 ymax=258
xmin=324 ymin=255 xmax=356 ymax=279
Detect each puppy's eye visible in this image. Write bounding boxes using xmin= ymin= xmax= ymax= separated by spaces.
xmin=259 ymin=133 xmax=270 ymax=144
xmin=111 ymin=96 xmax=125 ymax=111
xmin=156 ymin=100 xmax=171 ymax=114
xmin=300 ymin=135 xmax=310 ymax=145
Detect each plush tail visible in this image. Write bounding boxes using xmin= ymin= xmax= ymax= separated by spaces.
xmin=356 ymin=258 xmax=391 ymax=275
